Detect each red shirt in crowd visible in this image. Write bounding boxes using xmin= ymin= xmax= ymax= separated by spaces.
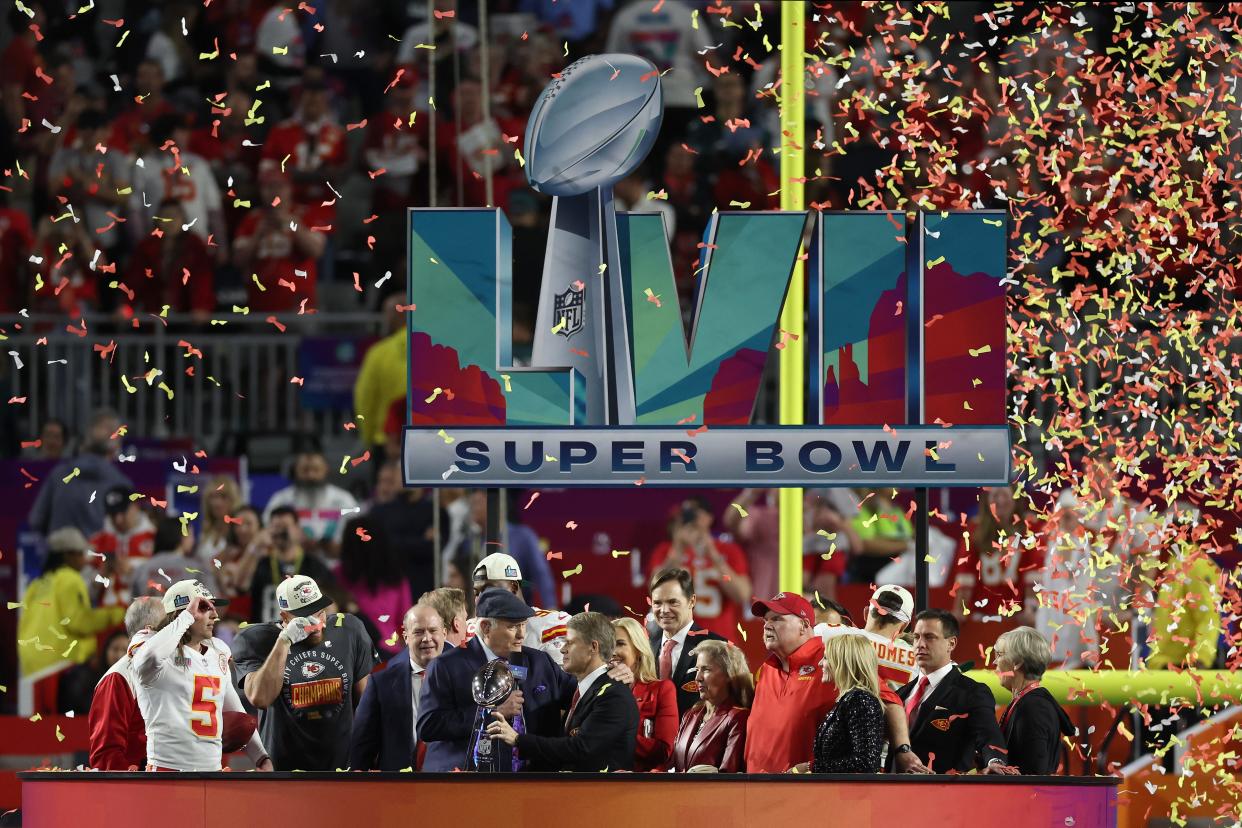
xmin=262 ymin=117 xmax=346 ymax=221
xmin=125 ymin=231 xmax=216 ymax=315
xmin=647 ymin=538 xmax=751 ymax=641
xmin=233 ymin=207 xmax=324 ymax=312
xmin=951 ymin=519 xmax=1046 ymax=617
xmin=0 ymin=207 xmax=34 ymax=312
xmin=744 ymin=636 xmax=838 ymax=774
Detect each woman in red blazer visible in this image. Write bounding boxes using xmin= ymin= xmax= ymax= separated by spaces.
xmin=611 ymin=617 xmax=678 ymax=771
xmin=671 ymin=639 xmax=753 ymax=773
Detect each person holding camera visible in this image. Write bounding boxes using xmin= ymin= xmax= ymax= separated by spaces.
xmin=247 ymin=506 xmax=339 ymax=623
xmin=645 ymin=497 xmax=752 ymax=642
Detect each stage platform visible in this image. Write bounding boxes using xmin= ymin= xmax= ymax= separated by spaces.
xmin=19 ymin=771 xmax=1119 ymax=827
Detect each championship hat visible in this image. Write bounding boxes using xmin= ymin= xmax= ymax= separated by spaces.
xmin=751 ymin=592 xmax=814 ymax=625
xmin=275 ymin=574 xmax=332 ymax=617
xmin=871 ymin=584 xmax=914 ymax=623
xmin=473 ymin=552 xmax=522 ymax=583
xmin=163 ymin=579 xmax=229 ymax=614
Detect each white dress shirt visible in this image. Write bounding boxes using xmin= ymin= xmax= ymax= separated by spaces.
xmin=411 ymin=660 xmax=427 ymax=742
xmin=910 ymin=661 xmax=955 ymax=717
xmin=575 ymin=663 xmax=610 ymax=704
xmin=659 ymin=621 xmax=693 ymax=679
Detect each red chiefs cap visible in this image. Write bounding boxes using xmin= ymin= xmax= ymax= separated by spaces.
xmin=751 ymin=592 xmax=814 ymax=624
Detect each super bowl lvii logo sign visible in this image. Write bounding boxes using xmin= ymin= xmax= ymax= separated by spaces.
xmin=403 ymin=54 xmax=1011 ymax=488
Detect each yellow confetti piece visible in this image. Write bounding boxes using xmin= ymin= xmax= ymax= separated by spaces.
xmin=336 ymin=613 xmax=345 ymax=627
xmin=730 ymin=502 xmax=748 ymax=518
xmin=694 ymin=86 xmax=705 ymax=108
xmin=926 ymin=255 xmax=946 ymax=267
xmin=176 ymin=485 xmax=199 ymax=494
xmin=500 ymin=374 xmax=512 ymax=392
xmin=562 ymin=564 xmax=583 ymax=579
xmin=339 ymin=456 xmax=351 ymax=474
xmin=280 ymin=153 xmax=291 ymax=173
xmin=728 ymin=200 xmax=752 ymax=209
xmin=425 ymin=387 xmax=443 ymax=404
xmin=157 ymin=382 xmax=173 ymax=400
xmin=610 ymin=549 xmax=630 ymax=558
xmin=231 ymin=305 xmax=250 ymax=314
xmin=62 ymin=467 xmax=80 ymax=484
xmin=272 ymin=45 xmax=288 ymax=55
xmin=116 ymin=29 xmax=129 ymax=47
xmin=56 ymin=725 xmax=65 ymax=742
xmin=29 ymin=713 xmax=42 ymax=723
xmin=737 ymin=623 xmax=747 ymax=642
xmin=515 ymin=148 xmax=525 ymax=167
xmin=6 ymin=602 xmax=22 ymax=610
xmin=967 ymin=344 xmax=993 ymax=357
xmin=61 ymin=639 xmax=78 ymax=658
xmin=550 ymin=318 xmax=566 ymax=334
xmin=437 ymin=429 xmax=455 ymax=445
xmin=982 ymin=218 xmax=1002 ymax=226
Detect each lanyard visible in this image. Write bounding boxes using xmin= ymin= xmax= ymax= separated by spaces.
xmin=1001 ymin=682 xmax=1041 ymax=728
xmin=269 ymin=548 xmax=304 ymax=585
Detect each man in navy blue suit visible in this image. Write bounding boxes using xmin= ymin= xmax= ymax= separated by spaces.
xmin=349 ymin=602 xmax=448 ymax=771
xmin=417 ymin=589 xmax=575 ymax=772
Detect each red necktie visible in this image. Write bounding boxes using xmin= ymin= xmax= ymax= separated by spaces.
xmin=659 ymin=639 xmax=676 ymax=681
xmin=905 ymin=675 xmax=931 ymax=728
xmin=565 ymin=688 xmax=581 ymax=732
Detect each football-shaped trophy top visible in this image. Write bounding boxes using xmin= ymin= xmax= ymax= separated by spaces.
xmin=524 ymin=53 xmax=664 ymax=197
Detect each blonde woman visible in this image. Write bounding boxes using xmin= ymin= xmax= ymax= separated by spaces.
xmin=196 ymin=475 xmax=242 ymax=564
xmin=671 ymin=639 xmax=753 ymax=772
xmin=610 ymin=617 xmax=678 ymax=770
xmin=805 ymin=634 xmax=885 ymax=773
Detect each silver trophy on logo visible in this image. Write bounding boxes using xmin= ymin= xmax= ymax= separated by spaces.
xmin=467 ymin=659 xmax=516 ymax=772
xmin=524 ymin=53 xmax=664 ymax=426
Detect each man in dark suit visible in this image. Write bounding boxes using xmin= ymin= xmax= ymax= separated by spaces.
xmin=646 ymin=567 xmax=726 ymax=717
xmin=417 ymin=589 xmax=575 ymax=772
xmin=898 ymin=609 xmax=1017 ymax=774
xmin=349 ymin=603 xmax=447 ymax=771
xmin=488 ymin=611 xmax=638 ymax=772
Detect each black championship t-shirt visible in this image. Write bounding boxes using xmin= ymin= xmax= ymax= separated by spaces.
xmin=232 ymin=613 xmax=377 ymax=770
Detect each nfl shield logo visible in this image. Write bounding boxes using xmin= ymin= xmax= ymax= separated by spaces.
xmin=553 ymin=285 xmax=584 ymax=340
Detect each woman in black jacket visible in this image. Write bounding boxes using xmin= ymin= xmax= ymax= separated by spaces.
xmin=805 ymin=633 xmax=886 ymax=773
xmin=994 ymin=626 xmax=1074 ymax=773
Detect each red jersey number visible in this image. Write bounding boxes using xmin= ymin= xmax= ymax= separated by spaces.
xmin=190 ymin=674 xmax=221 ymax=738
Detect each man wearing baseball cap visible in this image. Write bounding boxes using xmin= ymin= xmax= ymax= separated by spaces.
xmin=132 ymin=580 xmax=271 ymax=771
xmin=816 ymin=584 xmax=931 ymax=773
xmin=230 ymin=574 xmax=377 ymax=770
xmin=744 ymin=592 xmax=838 ymax=773
xmin=467 ymin=552 xmax=571 ymax=665
xmin=419 ymin=588 xmax=575 ymax=772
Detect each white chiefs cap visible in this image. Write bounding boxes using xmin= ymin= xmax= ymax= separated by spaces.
xmin=870 ymin=584 xmax=914 ymax=623
xmin=275 ymin=574 xmax=332 ymax=617
xmin=473 ymin=552 xmax=522 ymax=583
xmin=163 ymin=579 xmax=229 ymax=614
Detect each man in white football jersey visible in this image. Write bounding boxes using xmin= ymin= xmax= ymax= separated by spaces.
xmin=817 ymin=585 xmax=919 ymax=690
xmin=133 ymin=580 xmax=271 ymax=771
xmin=466 ymin=554 xmax=569 ymax=665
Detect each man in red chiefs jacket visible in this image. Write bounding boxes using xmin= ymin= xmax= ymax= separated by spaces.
xmin=88 ymin=596 xmax=164 ymax=770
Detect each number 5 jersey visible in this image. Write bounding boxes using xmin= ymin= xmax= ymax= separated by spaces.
xmin=132 ymin=610 xmax=257 ymax=771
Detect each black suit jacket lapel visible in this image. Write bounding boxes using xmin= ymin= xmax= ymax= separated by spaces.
xmin=396 ymin=666 xmax=414 ymax=748
xmin=911 ymin=668 xmax=958 ymax=740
